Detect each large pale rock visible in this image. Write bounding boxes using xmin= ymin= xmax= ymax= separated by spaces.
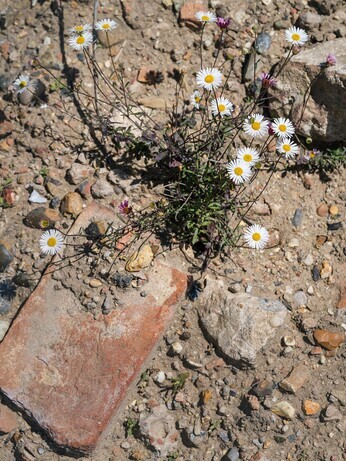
xmin=198 ymin=280 xmax=288 ymax=368
xmin=269 ymin=38 xmax=346 ymax=142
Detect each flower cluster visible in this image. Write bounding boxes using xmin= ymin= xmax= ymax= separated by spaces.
xmin=68 ymin=19 xmax=117 ymax=51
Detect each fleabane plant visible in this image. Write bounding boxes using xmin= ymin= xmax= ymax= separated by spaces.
xmin=23 ymin=12 xmax=311 ymax=270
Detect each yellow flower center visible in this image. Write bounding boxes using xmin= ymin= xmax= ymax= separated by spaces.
xmin=251 ymin=121 xmax=260 ymax=131
xmin=47 ymin=237 xmax=57 ymax=248
xmin=218 ymin=104 xmax=226 ymax=112
xmin=20 ymin=81 xmax=27 ymax=88
xmin=195 ymin=96 xmax=201 ymax=102
xmin=201 ymin=15 xmax=209 ymax=21
xmin=292 ymin=33 xmax=300 ymax=41
xmin=283 ymin=144 xmax=291 ymax=152
xmin=243 ymin=154 xmax=252 ymax=162
xmin=278 ymin=124 xmax=287 ymax=132
xmin=76 ymin=36 xmax=85 ymax=45
xmin=234 ymin=167 xmax=243 ymax=176
xmin=75 ymin=25 xmax=84 ymax=32
xmin=102 ymin=23 xmax=110 ymax=29
xmin=309 ymin=151 xmax=315 ymax=158
xmin=252 ymin=232 xmax=261 ymax=241
xmin=205 ymin=75 xmax=214 ymax=83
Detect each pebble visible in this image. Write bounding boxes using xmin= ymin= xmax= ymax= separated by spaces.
xmin=60 ymin=192 xmax=83 ymax=216
xmin=0 ymin=241 xmax=13 ymax=272
xmin=303 ymin=400 xmax=321 ymax=416
xmin=283 ymin=336 xmax=296 ymax=347
xmin=327 ymin=222 xmax=342 ymax=231
xmin=228 ymin=283 xmax=242 ymax=293
xmin=153 ymin=371 xmax=166 ymax=384
xmin=170 ymin=341 xmax=183 ymax=355
xmin=316 ymin=203 xmax=328 ymax=218
xmin=292 ymin=208 xmax=304 ymax=227
xmin=255 ymin=32 xmax=271 ymax=55
xmin=252 ymin=379 xmax=274 ymax=397
xmin=271 ymin=401 xmax=296 ymax=419
xmin=24 ymin=207 xmax=61 ymax=229
xmin=312 ymin=266 xmax=320 ymax=282
xmin=89 ymin=279 xmax=103 ymax=288
xmin=28 ymin=189 xmax=47 ymax=204
xmin=91 ymin=179 xmax=114 ymax=199
xmin=313 ymin=329 xmax=345 ymax=350
xmin=328 ymin=389 xmax=346 ymax=406
xmin=293 ymin=290 xmax=307 ymax=308
xmin=66 ymin=163 xmax=94 ymax=185
xmin=329 ymin=205 xmax=339 ymax=215
xmin=320 ymin=261 xmax=332 ymax=279
xmin=280 ymin=364 xmax=310 ymax=394
xmin=321 ymin=404 xmax=342 ymax=422
xmin=223 ymin=447 xmax=240 ymax=461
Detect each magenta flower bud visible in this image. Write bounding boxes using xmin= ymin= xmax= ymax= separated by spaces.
xmin=325 ymin=53 xmax=337 ymax=67
xmin=118 ymin=199 xmax=132 ymax=215
xmin=216 ymin=17 xmax=231 ymax=29
xmin=259 ymin=72 xmax=277 ymax=88
xmin=267 ymin=122 xmax=275 ymax=136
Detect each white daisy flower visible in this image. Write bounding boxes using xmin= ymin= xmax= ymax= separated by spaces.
xmin=13 ymin=74 xmax=31 ymax=94
xmin=277 ymin=137 xmax=300 ymax=159
xmin=226 ymin=160 xmax=252 ymax=185
xmin=69 ymin=24 xmax=92 ymax=35
xmin=195 ymin=11 xmax=217 ymax=23
xmin=196 ymin=67 xmax=223 ymax=91
xmin=243 ymin=114 xmax=269 ymax=138
xmin=210 ymin=97 xmax=234 ymax=117
xmin=190 ymin=90 xmax=202 ymax=109
xmin=39 ymin=229 xmax=64 ymax=256
xmin=285 ymin=27 xmax=308 ymax=46
xmin=68 ymin=31 xmax=93 ymax=50
xmin=272 ymin=117 xmax=295 ymax=138
xmin=244 ymin=224 xmax=269 ymax=249
xmin=236 ymin=147 xmax=260 ymax=166
xmin=95 ymin=19 xmax=117 ymax=31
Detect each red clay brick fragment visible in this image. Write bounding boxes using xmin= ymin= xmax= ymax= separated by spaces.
xmin=0 ymin=202 xmax=186 ymax=454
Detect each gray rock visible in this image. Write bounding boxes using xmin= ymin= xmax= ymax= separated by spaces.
xmin=66 ymin=163 xmax=94 ymax=185
xmin=0 ymin=242 xmax=13 ymax=272
xmin=91 ymin=178 xmax=114 ymax=198
xmin=255 ymin=32 xmax=271 ymax=55
xmin=293 ymin=290 xmax=308 ymax=308
xmin=321 ymin=404 xmax=342 ymax=422
xmin=198 ymin=280 xmax=288 ymax=368
xmin=139 ymin=405 xmax=179 ymax=455
xmin=292 ymin=208 xmax=304 ymax=227
xmin=223 ymin=447 xmax=240 ymax=461
xmin=18 ymin=79 xmax=45 ymax=106
xmin=297 ymin=12 xmax=322 ymax=30
xmin=268 ymin=38 xmax=346 ymax=143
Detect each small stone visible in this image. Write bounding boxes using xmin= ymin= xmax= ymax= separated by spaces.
xmin=89 ymin=279 xmax=103 ymax=288
xmin=97 ymin=19 xmax=127 ymax=47
xmin=317 ymin=203 xmax=328 ymax=217
xmin=252 ymin=379 xmax=274 ymax=397
xmin=255 ymin=32 xmax=271 ymax=55
xmin=153 ymin=371 xmax=166 ymax=384
xmin=321 ymin=405 xmax=342 ymax=422
xmin=280 ymin=364 xmax=310 ymax=394
xmin=24 ymin=207 xmax=60 ymax=229
xmin=91 ymin=179 xmax=114 ymax=198
xmin=228 ymin=283 xmax=242 ymax=293
xmin=320 ymin=261 xmax=332 ymax=279
xmin=85 ymin=221 xmax=107 ymax=239
xmin=247 ymin=394 xmax=260 ymax=410
xmin=307 ymin=286 xmax=314 ymax=295
xmin=0 ymin=241 xmax=13 ymax=272
xmin=125 ymin=245 xmax=154 ymax=272
xmin=283 ymin=336 xmax=296 ymax=347
xmin=223 ymin=447 xmax=240 ymax=461
xmin=137 ymin=95 xmax=172 ymax=110
xmin=312 ymin=266 xmax=320 ymax=282
xmin=313 ymin=329 xmax=345 ymax=350
xmin=60 ymin=192 xmax=83 ymax=216
xmin=18 ymin=79 xmax=45 ymax=105
xmin=28 ymin=189 xmax=47 ymax=204
xmin=293 ymin=290 xmax=308 ymax=308
xmin=271 ymin=401 xmax=296 ymax=419
xmin=76 ymin=179 xmax=93 ymax=198
xmin=329 ymin=205 xmax=339 ymax=216
xmin=327 ymin=222 xmax=342 ymax=231
xmin=303 ymin=400 xmax=320 ymax=416
xmin=337 ymin=285 xmax=346 ymax=309
xmin=200 ymin=389 xmax=212 ymax=404
xmin=66 ymin=163 xmax=94 ymax=185
xmin=328 ymin=389 xmax=346 ymax=406
xmin=170 ymin=341 xmax=183 ymax=355
xmin=316 ymin=235 xmax=328 ymax=247
xmin=2 ymin=187 xmax=16 ymax=207
xmin=0 ymin=404 xmax=17 ymax=434
xmin=0 ymin=320 xmax=11 ymax=341
xmin=179 ymin=2 xmax=207 ymax=29
xmin=303 ymin=173 xmax=313 ymax=189
xmin=292 ymin=208 xmax=304 ymax=227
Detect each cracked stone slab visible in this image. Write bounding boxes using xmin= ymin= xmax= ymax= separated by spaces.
xmin=0 ymin=202 xmax=186 ymax=454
